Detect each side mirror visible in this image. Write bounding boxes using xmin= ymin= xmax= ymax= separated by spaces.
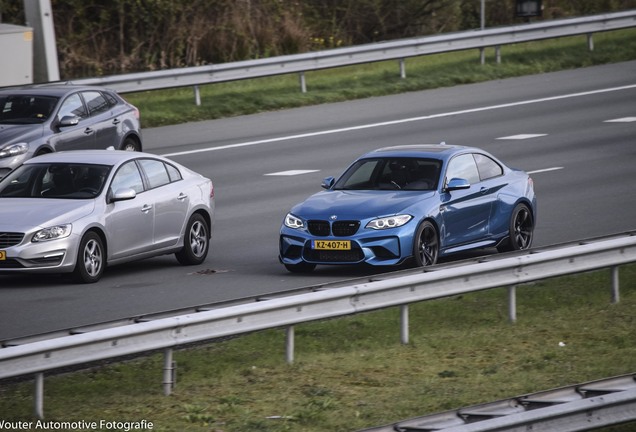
xmin=109 ymin=187 xmax=136 ymax=203
xmin=58 ymin=115 xmax=80 ymax=127
xmin=446 ymin=177 xmax=471 ymax=191
xmin=321 ymin=176 xmax=335 ymax=189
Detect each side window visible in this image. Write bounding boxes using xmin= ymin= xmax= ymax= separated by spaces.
xmin=445 ymin=154 xmax=480 ymax=185
xmin=103 ymin=92 xmax=118 ymax=108
xmin=166 ymin=163 xmax=182 ymax=182
xmin=474 ymin=153 xmax=504 ymax=180
xmin=82 ymin=91 xmax=110 ymax=116
xmin=139 ymin=159 xmax=170 ymax=189
xmin=110 ymin=161 xmax=144 ymax=194
xmin=57 ymin=93 xmax=88 ymax=121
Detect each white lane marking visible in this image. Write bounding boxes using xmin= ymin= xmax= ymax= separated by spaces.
xmin=604 ymin=117 xmax=636 ymax=123
xmin=265 ymin=170 xmax=320 ymax=176
xmin=161 ymin=84 xmax=636 ymax=157
xmin=527 ymin=167 xmax=564 ymax=174
xmin=497 ymin=134 xmax=547 ymax=140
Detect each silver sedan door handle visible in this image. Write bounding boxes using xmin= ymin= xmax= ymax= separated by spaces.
xmin=177 ymin=193 xmax=187 ymax=201
xmin=141 ymin=204 xmax=153 ymax=213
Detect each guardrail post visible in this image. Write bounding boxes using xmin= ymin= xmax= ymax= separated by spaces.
xmin=34 ymin=372 xmax=44 ymax=419
xmin=400 ymin=305 xmax=409 ymax=344
xmin=587 ymin=33 xmax=594 ymax=51
xmin=163 ymin=348 xmax=175 ymax=396
xmin=480 ymin=48 xmax=486 ymax=65
xmin=399 ymin=59 xmax=406 ymax=79
xmin=298 ymin=72 xmax=307 ymax=93
xmin=285 ymin=325 xmax=295 ymax=364
xmin=193 ymin=85 xmax=201 ymax=106
xmin=611 ymin=266 xmax=620 ymax=304
xmin=508 ymin=286 xmax=517 ymax=323
xmin=496 ymin=46 xmax=501 ymax=64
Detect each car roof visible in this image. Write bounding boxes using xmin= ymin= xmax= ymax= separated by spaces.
xmin=23 ymin=150 xmax=161 ymax=166
xmin=361 ymin=144 xmax=480 ymax=160
xmin=0 ymin=83 xmax=116 ymax=97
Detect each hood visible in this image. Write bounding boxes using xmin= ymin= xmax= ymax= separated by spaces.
xmin=0 ymin=198 xmax=95 ymax=231
xmin=291 ymin=189 xmax=436 ymax=220
xmin=0 ymin=124 xmax=44 ymax=147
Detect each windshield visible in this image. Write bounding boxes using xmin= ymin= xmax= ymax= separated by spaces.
xmin=0 ymin=95 xmax=59 ymax=124
xmin=334 ymin=157 xmax=442 ymax=191
xmin=0 ymin=163 xmax=111 ymax=199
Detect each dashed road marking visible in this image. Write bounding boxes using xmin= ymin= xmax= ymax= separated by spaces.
xmin=265 ymin=169 xmax=320 ymax=176
xmin=604 ymin=117 xmax=636 ymax=123
xmin=496 ymin=134 xmax=547 ymax=140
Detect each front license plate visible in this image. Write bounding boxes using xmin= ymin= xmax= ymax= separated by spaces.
xmin=0 ymin=250 xmax=5 ymax=260
xmin=312 ymin=240 xmax=351 ymax=250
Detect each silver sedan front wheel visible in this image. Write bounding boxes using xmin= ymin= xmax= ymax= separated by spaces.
xmin=72 ymin=231 xmax=105 ymax=283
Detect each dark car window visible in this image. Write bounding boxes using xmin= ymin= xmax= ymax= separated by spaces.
xmin=474 ymin=153 xmax=504 ymax=180
xmin=0 ymin=163 xmax=110 ymax=198
xmin=139 ymin=159 xmax=171 ymax=189
xmin=335 ymin=158 xmax=441 ymax=191
xmin=83 ymin=91 xmax=110 ymax=116
xmin=103 ymin=92 xmax=119 ymax=107
xmin=0 ymin=95 xmax=58 ymax=124
xmin=445 ymin=153 xmax=480 ymax=185
xmin=58 ymin=93 xmax=88 ymax=121
xmin=110 ymin=161 xmax=144 ymax=194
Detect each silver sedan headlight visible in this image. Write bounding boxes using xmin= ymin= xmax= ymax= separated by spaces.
xmin=284 ymin=213 xmax=304 ymax=229
xmin=366 ymin=214 xmax=412 ymax=230
xmin=0 ymin=143 xmax=28 ymax=159
xmin=32 ymin=224 xmax=72 ymax=242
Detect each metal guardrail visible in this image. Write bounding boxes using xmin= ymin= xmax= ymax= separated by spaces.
xmin=1 ymin=231 xmax=636 ymax=420
xmin=67 ymin=10 xmax=636 ymax=97
xmin=358 ymin=374 xmax=636 ymax=432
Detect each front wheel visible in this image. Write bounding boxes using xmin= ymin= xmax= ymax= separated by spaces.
xmin=498 ymin=203 xmax=534 ymax=252
xmin=72 ymin=231 xmax=105 ymax=283
xmin=413 ymin=221 xmax=439 ymax=267
xmin=176 ymin=213 xmax=210 ymax=265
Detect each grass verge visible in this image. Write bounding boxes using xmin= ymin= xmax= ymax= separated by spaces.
xmin=0 ymin=264 xmax=635 ymax=431
xmin=124 ymin=29 xmax=636 ymax=128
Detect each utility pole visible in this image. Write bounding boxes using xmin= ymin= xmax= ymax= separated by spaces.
xmin=24 ymin=0 xmax=59 ymax=82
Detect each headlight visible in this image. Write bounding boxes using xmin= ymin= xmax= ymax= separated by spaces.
xmin=366 ymin=214 xmax=412 ymax=230
xmin=284 ymin=213 xmax=304 ymax=229
xmin=32 ymin=224 xmax=72 ymax=242
xmin=0 ymin=143 xmax=29 ymax=159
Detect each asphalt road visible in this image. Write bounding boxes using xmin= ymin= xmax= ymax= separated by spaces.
xmin=1 ymin=61 xmax=635 ymax=340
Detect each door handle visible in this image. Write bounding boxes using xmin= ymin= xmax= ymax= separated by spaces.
xmin=84 ymin=127 xmax=94 ymax=135
xmin=141 ymin=204 xmax=153 ymax=213
xmin=177 ymin=193 xmax=187 ymax=201
xmin=112 ymin=118 xmax=121 ymax=125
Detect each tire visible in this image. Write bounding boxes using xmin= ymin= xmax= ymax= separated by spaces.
xmin=498 ymin=203 xmax=534 ymax=252
xmin=176 ymin=213 xmax=210 ymax=265
xmin=120 ymin=136 xmax=141 ymax=152
xmin=413 ymin=220 xmax=439 ymax=267
xmin=72 ymin=231 xmax=105 ymax=284
xmin=284 ymin=262 xmax=316 ymax=273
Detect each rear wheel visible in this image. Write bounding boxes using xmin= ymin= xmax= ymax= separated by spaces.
xmin=176 ymin=213 xmax=210 ymax=265
xmin=413 ymin=221 xmax=438 ymax=267
xmin=72 ymin=231 xmax=105 ymax=283
xmin=120 ymin=136 xmax=140 ymax=152
xmin=498 ymin=203 xmax=534 ymax=252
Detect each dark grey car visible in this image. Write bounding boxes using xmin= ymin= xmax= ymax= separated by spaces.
xmin=0 ymin=84 xmax=142 ymax=178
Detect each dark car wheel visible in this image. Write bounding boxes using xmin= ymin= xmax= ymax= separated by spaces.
xmin=176 ymin=213 xmax=210 ymax=265
xmin=413 ymin=220 xmax=439 ymax=267
xmin=284 ymin=262 xmax=317 ymax=273
xmin=120 ymin=136 xmax=141 ymax=152
xmin=498 ymin=203 xmax=534 ymax=252
xmin=72 ymin=231 xmax=105 ymax=284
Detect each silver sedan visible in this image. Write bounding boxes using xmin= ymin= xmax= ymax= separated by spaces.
xmin=0 ymin=150 xmax=214 ymax=283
